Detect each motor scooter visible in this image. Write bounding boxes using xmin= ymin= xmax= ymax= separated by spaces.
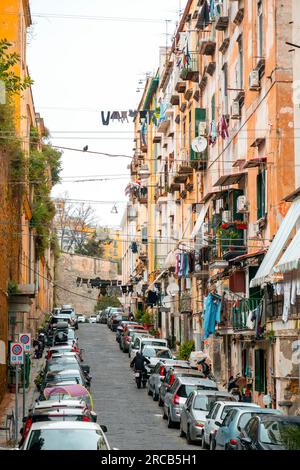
xmin=134 ymin=369 xmax=147 ymax=389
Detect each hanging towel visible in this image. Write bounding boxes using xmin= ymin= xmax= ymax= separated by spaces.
xmin=101 ymin=111 xmax=110 ymax=126
xmin=282 ymin=276 xmax=291 ymax=323
xmin=203 ymin=293 xmax=221 ymax=339
xmin=175 ymin=254 xmax=180 ymax=275
xmin=218 ymin=115 xmax=229 ymax=139
xmin=291 ymin=273 xmax=297 ymax=305
xmin=208 ymin=120 xmax=217 ymax=145
xmin=183 ymin=253 xmax=189 ymax=278
xmin=246 ymin=310 xmax=255 ymax=329
xmin=196 ymin=0 xmax=210 ymax=30
xmin=296 ymin=274 xmax=300 ymax=295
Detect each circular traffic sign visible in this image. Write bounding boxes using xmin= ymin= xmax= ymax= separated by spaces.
xmin=12 ymin=344 xmax=23 ymax=355
xmin=20 ymin=334 xmax=30 ymax=344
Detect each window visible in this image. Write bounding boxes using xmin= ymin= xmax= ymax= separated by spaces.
xmin=256 ymin=169 xmax=266 ymax=219
xmin=255 ymin=349 xmax=267 ymax=393
xmin=223 ymin=409 xmax=237 ymax=427
xmin=211 ymin=403 xmax=220 ymax=419
xmin=248 ymin=418 xmax=259 ymax=441
xmin=257 ymin=1 xmax=264 ymax=58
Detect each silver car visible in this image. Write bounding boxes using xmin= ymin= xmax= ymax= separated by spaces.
xmin=202 ymin=400 xmax=261 ymax=450
xmin=147 ymin=359 xmax=190 ymax=402
xmin=163 ymin=376 xmax=218 ymax=428
xmin=21 ymin=421 xmax=110 ymax=450
xmin=180 ymin=390 xmax=237 ymax=445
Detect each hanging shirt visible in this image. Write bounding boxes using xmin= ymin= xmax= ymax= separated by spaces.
xmin=203 ymin=293 xmax=221 ymax=339
xmin=282 ymin=275 xmax=292 ymax=323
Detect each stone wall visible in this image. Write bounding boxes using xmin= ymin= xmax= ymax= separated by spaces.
xmin=55 ymin=252 xmax=118 ymax=315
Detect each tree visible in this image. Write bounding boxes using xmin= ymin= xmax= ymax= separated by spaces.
xmin=75 ymin=233 xmax=104 ymax=258
xmin=54 ymin=193 xmax=98 ymax=253
xmin=94 ymin=296 xmax=121 ymax=312
xmin=0 ymin=39 xmax=33 ymax=95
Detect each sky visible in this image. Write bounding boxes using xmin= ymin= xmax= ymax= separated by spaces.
xmin=27 ymin=0 xmax=183 ymax=228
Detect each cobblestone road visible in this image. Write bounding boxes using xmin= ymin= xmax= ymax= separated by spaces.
xmin=78 ymin=323 xmax=201 ymax=451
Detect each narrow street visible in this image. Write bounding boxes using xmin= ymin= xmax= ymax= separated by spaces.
xmin=78 ymin=323 xmax=200 ymax=451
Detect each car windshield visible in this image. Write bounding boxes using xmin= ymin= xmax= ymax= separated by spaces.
xmin=26 ymin=429 xmax=108 ymax=450
xmin=193 ymin=395 xmax=220 ymax=411
xmin=260 ymin=420 xmax=300 ymax=448
xmin=156 ymin=349 xmax=172 ymax=358
xmin=46 ymin=374 xmax=82 ymax=385
xmin=60 ymin=310 xmax=73 ymax=315
xmin=178 ymin=385 xmax=198 ymax=398
xmin=143 ymin=341 xmax=166 ymax=348
xmin=33 ymin=415 xmax=86 ymax=423
xmin=47 ymin=362 xmax=78 ymax=372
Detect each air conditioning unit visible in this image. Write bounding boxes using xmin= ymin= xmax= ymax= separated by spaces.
xmin=231 ymin=100 xmax=240 ymax=119
xmin=249 ymin=70 xmax=260 ymax=90
xmin=236 ymin=195 xmax=248 ymax=213
xmin=222 ymin=210 xmax=233 ymax=223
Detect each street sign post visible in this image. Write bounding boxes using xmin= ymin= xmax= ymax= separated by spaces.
xmin=19 ymin=334 xmax=31 ymax=420
xmin=10 ymin=343 xmax=24 ymax=442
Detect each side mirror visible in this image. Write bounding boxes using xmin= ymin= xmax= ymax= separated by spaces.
xmin=100 ymin=425 xmax=108 ymax=433
xmin=215 ymin=421 xmax=222 ymax=427
xmin=160 ymin=376 xmax=165 ymax=381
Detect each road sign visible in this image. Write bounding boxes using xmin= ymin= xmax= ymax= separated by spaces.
xmin=10 ymin=343 xmax=24 ymax=365
xmin=19 ymin=333 xmax=31 ymax=352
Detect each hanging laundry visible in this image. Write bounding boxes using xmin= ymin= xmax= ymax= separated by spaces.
xmin=121 ymin=111 xmax=129 ymax=123
xmin=148 ymin=110 xmax=155 ymax=124
xmin=296 ymin=273 xmax=300 ymax=295
xmin=130 ymin=242 xmax=138 ymax=253
xmin=101 ymin=111 xmax=110 ymax=126
xmin=147 ymin=290 xmax=158 ymax=306
xmin=175 ymin=254 xmax=180 ymax=276
xmin=152 ymin=107 xmax=160 ymax=126
xmin=291 ymin=273 xmax=297 ymax=305
xmin=178 ymin=253 xmax=184 ymax=278
xmin=203 ymin=293 xmax=221 ymax=339
xmin=282 ymin=274 xmax=292 ymax=323
xmin=246 ymin=310 xmax=255 ymax=329
xmin=129 ymin=109 xmax=137 ymax=118
xmin=274 ymin=282 xmax=284 ymax=295
xmin=182 ymin=40 xmax=191 ymax=67
xmin=196 ymin=0 xmax=210 ymax=30
xmin=141 ymin=120 xmax=147 ymax=146
xmin=188 ymin=252 xmax=195 ymax=273
xmin=218 ymin=115 xmax=229 ymax=139
xmin=183 ymin=253 xmax=189 ymax=278
xmin=208 ymin=120 xmax=217 ymax=145
xmin=139 ymin=110 xmax=147 ymax=121
xmin=111 ymin=111 xmax=122 ymax=122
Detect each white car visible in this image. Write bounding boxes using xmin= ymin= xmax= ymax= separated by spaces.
xmin=202 ymin=400 xmax=261 ymax=450
xmin=89 ymin=315 xmax=97 ymax=323
xmin=77 ymin=314 xmax=86 ymax=323
xmin=130 ymin=337 xmax=168 ymax=360
xmin=21 ymin=421 xmax=110 ymax=450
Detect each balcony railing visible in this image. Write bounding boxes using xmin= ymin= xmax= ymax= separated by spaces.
xmin=231 ymin=298 xmax=262 ymax=330
xmin=179 ymin=53 xmax=199 ymax=83
xmin=219 ymin=225 xmax=247 ymax=260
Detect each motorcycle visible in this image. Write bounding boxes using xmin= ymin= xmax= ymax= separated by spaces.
xmin=227 ymin=374 xmax=244 ymax=401
xmin=134 ymin=369 xmax=147 ymax=389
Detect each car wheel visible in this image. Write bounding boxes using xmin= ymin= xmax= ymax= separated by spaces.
xmin=209 ymin=438 xmax=216 ymax=451
xmin=147 ymin=385 xmax=152 ymax=396
xmin=153 ymin=390 xmax=158 ymax=401
xmin=162 ymin=408 xmax=167 ymax=420
xmin=158 ymin=396 xmax=164 ymax=407
xmin=123 ymin=347 xmax=127 ymax=353
xmin=179 ymin=423 xmax=185 ymax=438
xmin=167 ymin=411 xmax=175 ymax=429
xmin=202 ymin=436 xmax=209 ymax=450
xmin=186 ymin=425 xmax=194 ymax=445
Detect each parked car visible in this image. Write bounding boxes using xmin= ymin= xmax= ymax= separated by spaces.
xmin=107 ymin=308 xmax=124 ymax=329
xmin=163 ymin=376 xmax=218 ymax=428
xmin=111 ymin=314 xmax=129 ymax=332
xmin=96 ymin=311 xmax=102 ymax=323
xmin=180 ymin=390 xmax=238 ymax=445
xmin=100 ymin=308 xmax=110 ymax=324
xmin=21 ymin=422 xmax=110 ymax=450
xmin=214 ymin=407 xmax=282 ymax=450
xmin=89 ymin=315 xmax=97 ymax=324
xmin=44 ymin=369 xmax=90 ymax=390
xmin=77 ymin=314 xmax=86 ymax=323
xmin=159 ymin=366 xmax=203 ymax=407
xmin=117 ymin=321 xmax=139 ymax=343
xmin=127 ymin=331 xmax=153 ymax=356
xmin=60 ymin=306 xmax=78 ymax=329
xmin=202 ymin=400 xmax=261 ymax=450
xmin=130 ymin=337 xmax=168 ymax=360
xmin=142 ymin=347 xmax=173 ymax=376
xmin=237 ymin=414 xmax=300 ymax=450
xmin=121 ymin=327 xmax=148 ymax=353
xmin=147 ymin=359 xmax=190 ymax=402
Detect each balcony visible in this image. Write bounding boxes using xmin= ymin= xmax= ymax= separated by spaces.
xmin=179 ymin=53 xmax=199 ymax=83
xmin=232 ymin=298 xmax=261 ymax=330
xmin=179 ymin=291 xmax=192 ymax=314
xmin=190 ymin=146 xmax=208 ymax=171
xmin=219 ymin=224 xmax=247 ymax=260
xmin=170 ymin=94 xmax=180 ymax=106
xmin=199 ymin=40 xmax=216 ymax=56
xmin=215 ymin=15 xmax=229 ymax=31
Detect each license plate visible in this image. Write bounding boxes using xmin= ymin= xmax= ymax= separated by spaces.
xmin=135 ymin=372 xmax=140 ymax=378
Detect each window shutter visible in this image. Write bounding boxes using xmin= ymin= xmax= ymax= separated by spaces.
xmin=254 ymin=349 xmax=262 ymax=392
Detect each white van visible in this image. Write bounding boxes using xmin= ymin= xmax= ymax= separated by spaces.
xmin=131 ymin=337 xmax=168 ymax=359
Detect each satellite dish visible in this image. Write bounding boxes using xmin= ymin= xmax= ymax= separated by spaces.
xmin=191 ymin=136 xmax=207 ymax=153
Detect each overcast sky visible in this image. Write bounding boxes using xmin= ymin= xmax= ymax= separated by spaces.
xmin=27 ymin=0 xmax=182 ymax=228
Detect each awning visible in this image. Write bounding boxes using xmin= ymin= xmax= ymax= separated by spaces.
xmin=250 ymin=197 xmax=300 ymax=287
xmin=213 ymin=172 xmax=246 ymax=187
xmin=190 ymin=201 xmax=210 ymax=239
xmin=273 ymin=228 xmax=300 ymax=273
xmin=243 ymin=157 xmax=267 ymax=169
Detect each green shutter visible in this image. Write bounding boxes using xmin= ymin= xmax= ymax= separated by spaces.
xmin=255 ymin=349 xmax=266 ymax=393
xmin=254 ymin=349 xmax=261 ymax=392
xmin=211 ymin=94 xmax=215 ymax=122
xmin=191 ymin=108 xmax=207 ymax=162
xmin=257 ymin=171 xmax=266 ymax=219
